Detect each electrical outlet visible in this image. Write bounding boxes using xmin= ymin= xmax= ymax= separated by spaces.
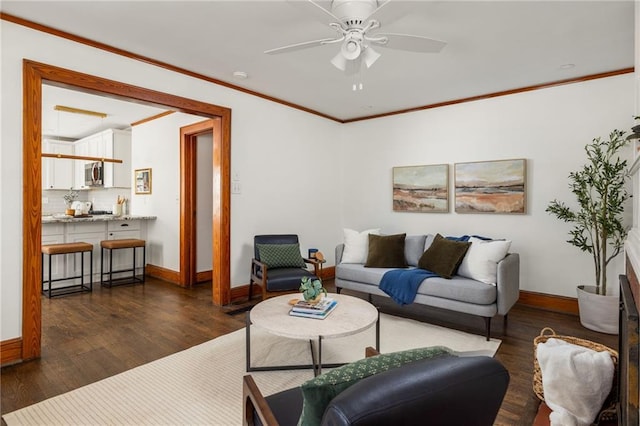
xmin=42 ymin=197 xmax=49 ymax=204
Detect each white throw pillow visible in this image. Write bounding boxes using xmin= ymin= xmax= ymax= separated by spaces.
xmin=341 ymin=228 xmax=380 ymax=264
xmin=457 ymin=237 xmax=511 ymax=284
xmin=537 ymin=338 xmax=614 ymax=426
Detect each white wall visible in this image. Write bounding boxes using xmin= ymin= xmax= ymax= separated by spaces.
xmin=131 ymin=113 xmax=205 ymax=271
xmin=0 ymin=21 xmax=343 ymax=341
xmin=340 ymin=74 xmax=635 ymax=298
xmin=196 ymin=133 xmax=214 ymax=273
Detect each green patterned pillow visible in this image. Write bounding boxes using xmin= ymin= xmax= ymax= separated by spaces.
xmin=256 ymin=243 xmax=306 ymax=269
xmin=297 ymin=346 xmax=455 ymax=426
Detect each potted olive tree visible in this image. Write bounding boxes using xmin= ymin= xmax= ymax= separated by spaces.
xmin=546 ymin=129 xmax=630 ymax=334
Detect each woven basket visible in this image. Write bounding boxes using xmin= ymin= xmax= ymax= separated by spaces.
xmin=532 ymin=327 xmax=618 ymax=402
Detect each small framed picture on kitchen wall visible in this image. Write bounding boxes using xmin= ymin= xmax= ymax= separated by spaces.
xmin=134 ymin=168 xmax=152 ymax=194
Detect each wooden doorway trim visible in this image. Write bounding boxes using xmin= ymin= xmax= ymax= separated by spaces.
xmin=180 ymin=119 xmax=216 ymax=288
xmin=22 ymin=60 xmax=231 ymax=361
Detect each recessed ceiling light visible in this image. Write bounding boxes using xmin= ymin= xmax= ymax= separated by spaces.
xmin=233 ymin=71 xmax=248 ymax=80
xmin=559 ymin=63 xmax=575 ymax=70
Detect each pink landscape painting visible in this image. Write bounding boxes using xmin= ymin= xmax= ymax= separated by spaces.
xmin=393 ymin=164 xmax=449 ymax=213
xmin=454 ymin=159 xmax=526 ymax=214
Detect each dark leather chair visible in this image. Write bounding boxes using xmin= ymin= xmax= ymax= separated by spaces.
xmin=243 ymin=349 xmax=510 ymax=426
xmin=249 ymin=234 xmax=320 ymax=300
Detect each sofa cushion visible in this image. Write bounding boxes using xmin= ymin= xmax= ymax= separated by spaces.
xmin=298 ymin=346 xmax=454 ymax=426
xmin=341 ymin=228 xmax=381 ymax=264
xmin=336 ymin=263 xmax=397 ymax=285
xmin=458 ymin=237 xmax=512 ymax=284
xmin=405 ymin=234 xmax=428 ymax=266
xmin=256 ymin=243 xmax=306 ymax=269
xmin=417 ymin=275 xmax=497 ymax=305
xmin=365 ymin=233 xmax=408 ymax=268
xmin=418 ymin=234 xmax=471 ymax=279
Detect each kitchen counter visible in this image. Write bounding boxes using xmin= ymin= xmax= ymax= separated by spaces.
xmin=42 ymin=214 xmax=156 ymax=224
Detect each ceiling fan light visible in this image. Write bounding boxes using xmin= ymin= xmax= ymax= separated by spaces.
xmin=363 ymin=46 xmax=381 ymax=68
xmin=341 ymin=39 xmax=361 ymax=60
xmin=331 ymin=51 xmax=348 ymax=71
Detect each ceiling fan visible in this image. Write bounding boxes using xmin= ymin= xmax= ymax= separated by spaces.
xmin=265 ymin=0 xmax=446 ymax=74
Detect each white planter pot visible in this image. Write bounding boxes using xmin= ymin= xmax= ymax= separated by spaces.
xmin=576 ymin=285 xmax=619 ymax=335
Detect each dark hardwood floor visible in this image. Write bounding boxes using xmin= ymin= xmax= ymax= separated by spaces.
xmin=1 ymin=277 xmax=618 ymax=425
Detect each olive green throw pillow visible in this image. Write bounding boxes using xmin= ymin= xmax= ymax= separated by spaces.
xmin=256 ymin=243 xmax=306 ymax=269
xmin=418 ymin=233 xmax=471 ymax=279
xmin=297 ymin=346 xmax=454 ymax=426
xmin=364 ymin=233 xmax=408 ymax=268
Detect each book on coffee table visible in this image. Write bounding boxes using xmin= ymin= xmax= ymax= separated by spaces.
xmin=289 ymin=298 xmax=338 ymax=319
xmin=291 ymin=297 xmax=336 ymax=314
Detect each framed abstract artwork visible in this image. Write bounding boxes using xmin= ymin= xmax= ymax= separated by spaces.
xmin=454 ymin=159 xmax=526 ymax=214
xmin=393 ymin=164 xmax=449 ymax=213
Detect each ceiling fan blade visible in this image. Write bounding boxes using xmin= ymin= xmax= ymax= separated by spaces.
xmin=364 ymin=0 xmax=392 ymax=21
xmin=264 ymin=37 xmax=340 ymax=55
xmin=285 ymin=0 xmax=345 ymax=27
xmin=373 ymin=33 xmax=447 ymax=53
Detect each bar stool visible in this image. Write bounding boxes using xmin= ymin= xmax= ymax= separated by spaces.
xmin=41 ymin=242 xmax=93 ymax=298
xmin=100 ymin=238 xmax=146 ymax=287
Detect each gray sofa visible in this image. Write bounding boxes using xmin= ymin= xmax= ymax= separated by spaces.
xmin=335 ymin=234 xmax=520 ymax=340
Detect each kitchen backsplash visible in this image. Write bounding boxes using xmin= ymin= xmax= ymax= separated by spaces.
xmin=43 ymin=188 xmax=131 ymax=215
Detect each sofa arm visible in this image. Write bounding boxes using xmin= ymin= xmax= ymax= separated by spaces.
xmin=496 ymin=253 xmax=520 ymax=316
xmin=335 ymin=244 xmax=345 ymax=265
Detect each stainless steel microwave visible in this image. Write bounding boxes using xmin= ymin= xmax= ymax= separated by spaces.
xmin=84 ymin=161 xmax=104 ymax=187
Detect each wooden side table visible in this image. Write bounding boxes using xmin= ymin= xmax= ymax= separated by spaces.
xmin=305 ymin=257 xmax=326 ymax=279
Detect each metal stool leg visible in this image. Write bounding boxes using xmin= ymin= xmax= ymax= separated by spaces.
xmin=109 ymin=247 xmax=114 ymax=286
xmin=41 ymin=253 xmax=45 ymax=294
xmin=142 ymin=245 xmax=146 ymax=283
xmin=132 ymin=246 xmax=136 ymax=282
xmin=48 ymin=253 xmax=53 ymax=298
xmin=100 ymin=246 xmax=104 ymax=285
xmin=80 ymin=251 xmax=84 ymax=289
xmin=89 ymin=250 xmax=93 ymax=291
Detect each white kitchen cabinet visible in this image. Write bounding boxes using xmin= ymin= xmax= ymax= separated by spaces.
xmin=103 ymin=129 xmax=132 ymax=188
xmin=42 ymin=139 xmax=74 ymax=190
xmin=72 ymin=138 xmax=90 ymax=190
xmin=72 ymin=129 xmax=132 ymax=189
xmin=42 ymin=219 xmax=148 ymax=285
xmin=66 ymin=221 xmax=106 ymax=282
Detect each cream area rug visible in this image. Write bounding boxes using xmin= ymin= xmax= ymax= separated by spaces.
xmin=3 ymin=314 xmax=501 ymax=426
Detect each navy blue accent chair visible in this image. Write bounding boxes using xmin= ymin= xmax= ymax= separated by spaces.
xmin=249 ymin=234 xmax=319 ymax=301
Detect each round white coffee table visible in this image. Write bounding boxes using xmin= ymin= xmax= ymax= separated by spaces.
xmin=246 ymin=293 xmax=379 ymax=375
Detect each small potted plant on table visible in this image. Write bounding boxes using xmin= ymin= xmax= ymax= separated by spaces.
xmin=299 ymin=276 xmax=327 ymax=304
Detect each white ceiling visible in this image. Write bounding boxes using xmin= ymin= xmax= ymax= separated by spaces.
xmin=42 ymin=86 xmax=169 ymax=139
xmin=3 ymin=0 xmax=635 ymax=126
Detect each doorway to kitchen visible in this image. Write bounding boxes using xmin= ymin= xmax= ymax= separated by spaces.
xmin=180 ymin=120 xmax=215 ymax=287
xmin=21 ymin=60 xmax=231 ymax=361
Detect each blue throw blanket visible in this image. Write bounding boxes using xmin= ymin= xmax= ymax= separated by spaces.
xmin=379 ymin=269 xmax=439 ymax=305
